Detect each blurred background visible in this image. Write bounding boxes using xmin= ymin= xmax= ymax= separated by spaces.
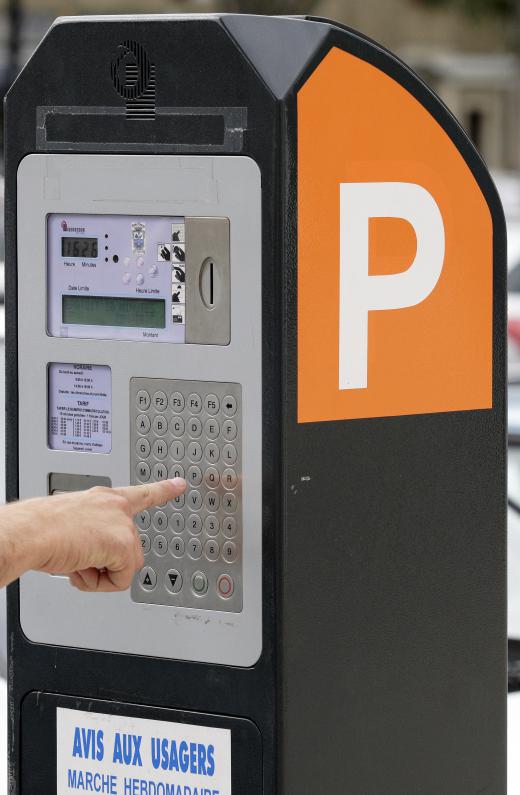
xmin=0 ymin=0 xmax=518 ymax=790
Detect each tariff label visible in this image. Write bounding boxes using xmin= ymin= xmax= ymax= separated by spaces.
xmin=48 ymin=363 xmax=112 ymax=453
xmin=57 ymin=707 xmax=232 ymax=794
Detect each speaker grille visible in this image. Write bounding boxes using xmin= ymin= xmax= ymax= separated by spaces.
xmin=111 ymin=40 xmax=156 ymax=120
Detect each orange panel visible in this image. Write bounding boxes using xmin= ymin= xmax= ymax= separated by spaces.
xmin=297 ymin=47 xmax=493 ymax=423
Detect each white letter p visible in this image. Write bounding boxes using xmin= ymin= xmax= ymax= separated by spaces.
xmin=339 ymin=182 xmax=445 ymax=390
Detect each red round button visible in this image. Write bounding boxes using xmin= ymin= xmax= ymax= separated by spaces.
xmin=217 ymin=574 xmax=234 ymax=599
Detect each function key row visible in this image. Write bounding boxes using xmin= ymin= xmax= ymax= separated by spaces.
xmin=136 ymin=389 xmax=237 ymax=417
xmin=136 ymin=415 xmax=237 ymax=442
xmin=136 ymin=510 xmax=237 ymax=537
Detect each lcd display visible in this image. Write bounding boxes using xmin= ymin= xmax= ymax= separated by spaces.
xmin=61 ymin=237 xmax=98 ymax=258
xmin=62 ymin=295 xmax=166 ymax=329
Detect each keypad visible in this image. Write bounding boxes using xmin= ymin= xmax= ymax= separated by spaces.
xmin=130 ymin=378 xmax=242 ymax=612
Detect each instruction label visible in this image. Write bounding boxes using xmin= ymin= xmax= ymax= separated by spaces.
xmin=48 ymin=363 xmax=112 ymax=453
xmin=57 ymin=707 xmax=232 ymax=795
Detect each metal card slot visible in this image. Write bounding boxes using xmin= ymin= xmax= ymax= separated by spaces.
xmin=185 ymin=217 xmax=230 ymax=345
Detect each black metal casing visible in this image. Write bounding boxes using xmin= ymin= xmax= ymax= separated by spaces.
xmin=4 ymin=14 xmax=506 ymax=794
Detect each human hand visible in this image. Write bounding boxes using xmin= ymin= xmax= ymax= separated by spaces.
xmin=13 ymin=478 xmax=186 ymax=592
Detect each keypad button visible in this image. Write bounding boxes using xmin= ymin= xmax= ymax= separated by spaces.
xmin=222 ymin=395 xmax=237 ymax=417
xmin=205 ymin=539 xmax=220 ymax=562
xmin=139 ymin=534 xmax=151 ymax=554
xmin=204 ymin=466 xmax=220 ymax=488
xmin=169 ymin=512 xmax=185 ymax=533
xmin=165 ymin=569 xmax=182 ymax=594
xmin=152 ymin=462 xmax=168 ymax=481
xmin=153 ymin=438 xmax=168 ymax=460
xmin=136 ymin=461 xmax=151 ymax=482
xmin=136 ymin=437 xmax=151 ymax=458
xmin=135 ymin=509 xmax=151 ymax=530
xmin=139 ymin=566 xmax=157 ymax=591
xmin=187 ymin=393 xmax=202 ymax=414
xmin=152 ymin=415 xmax=168 ymax=436
xmin=153 ymin=391 xmax=168 ymax=411
xmin=222 ymin=419 xmax=237 ymax=441
xmin=222 ymin=468 xmax=237 ymax=490
xmin=169 ymin=463 xmax=185 ymax=480
xmin=170 ymin=440 xmax=185 ymax=461
xmin=223 ymin=493 xmax=238 ymax=514
xmin=153 ymin=535 xmax=168 ymax=556
xmin=222 ymin=444 xmax=237 ymax=466
xmin=170 ymin=416 xmax=185 ymax=437
xmin=187 ymin=514 xmax=203 ymax=535
xmin=153 ymin=511 xmax=168 ymax=532
xmin=136 ymin=390 xmax=151 ymax=411
xmin=171 ymin=492 xmax=185 ymax=509
xmin=204 ymin=394 xmax=220 ymax=415
xmin=187 ymin=442 xmax=203 ymax=463
xmin=187 ymin=490 xmax=203 ymax=511
xmin=187 ymin=466 xmax=203 ymax=487
xmin=204 ymin=442 xmax=220 ymax=464
xmin=136 ymin=414 xmax=151 ymax=434
xmin=188 ymin=417 xmax=202 ymax=439
xmin=205 ymin=418 xmax=220 ymax=440
xmin=222 ymin=516 xmax=237 ymax=538
xmin=192 ymin=571 xmax=208 ymax=596
xmin=204 ymin=515 xmax=220 ymax=537
xmin=170 ymin=391 xmax=185 ymax=412
xmin=217 ymin=573 xmax=234 ymax=599
xmin=222 ymin=541 xmax=237 ymax=563
xmin=188 ymin=538 xmax=203 ymax=560
xmin=204 ymin=491 xmax=220 ymax=512
xmin=169 ymin=536 xmax=185 ymax=558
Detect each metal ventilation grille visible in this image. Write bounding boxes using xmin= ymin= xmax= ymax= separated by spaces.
xmin=126 ymin=62 xmax=156 ymax=120
xmin=111 ymin=40 xmax=156 ymax=121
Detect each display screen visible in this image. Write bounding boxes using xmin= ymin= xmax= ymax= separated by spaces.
xmin=62 ymin=295 xmax=166 ymax=329
xmin=61 ymin=237 xmax=98 ymax=258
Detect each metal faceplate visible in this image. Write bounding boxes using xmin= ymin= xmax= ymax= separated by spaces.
xmin=17 ymin=154 xmax=262 ymax=667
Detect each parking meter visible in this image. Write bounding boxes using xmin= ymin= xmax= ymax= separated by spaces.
xmin=5 ymin=14 xmax=506 ymax=794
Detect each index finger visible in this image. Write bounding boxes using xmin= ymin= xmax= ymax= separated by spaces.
xmin=114 ymin=478 xmax=186 ymax=514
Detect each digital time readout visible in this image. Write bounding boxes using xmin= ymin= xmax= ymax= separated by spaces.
xmin=61 ymin=237 xmax=98 ymax=259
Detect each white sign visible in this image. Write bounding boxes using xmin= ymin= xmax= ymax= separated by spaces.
xmin=57 ymin=707 xmax=232 ymax=795
xmin=48 ymin=363 xmax=112 ymax=453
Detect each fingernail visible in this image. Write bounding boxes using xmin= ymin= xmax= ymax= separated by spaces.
xmin=170 ymin=477 xmax=186 ymax=489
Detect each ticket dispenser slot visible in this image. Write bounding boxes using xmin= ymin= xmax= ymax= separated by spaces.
xmin=49 ymin=473 xmax=111 ymax=495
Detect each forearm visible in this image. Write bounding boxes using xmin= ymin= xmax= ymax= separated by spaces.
xmin=0 ymin=499 xmax=50 ymax=588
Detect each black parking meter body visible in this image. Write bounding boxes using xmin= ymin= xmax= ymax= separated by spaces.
xmin=5 ymin=14 xmax=506 ymax=794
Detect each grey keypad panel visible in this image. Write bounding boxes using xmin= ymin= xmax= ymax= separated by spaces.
xmin=130 ymin=378 xmax=242 ymax=612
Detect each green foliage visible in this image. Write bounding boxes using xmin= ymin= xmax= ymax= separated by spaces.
xmin=417 ymin=0 xmax=515 ymax=17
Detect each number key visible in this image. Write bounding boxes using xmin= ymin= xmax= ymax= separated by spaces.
xmin=170 ymin=537 xmax=185 ymax=558
xmin=153 ymin=535 xmax=168 ymax=556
